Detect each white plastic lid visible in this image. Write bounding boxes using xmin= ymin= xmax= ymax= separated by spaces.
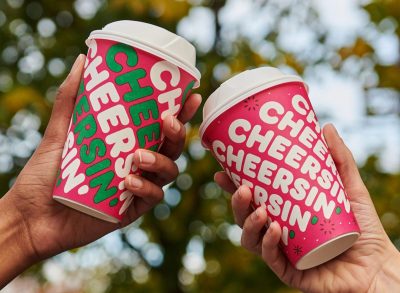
xmin=86 ymin=20 xmax=201 ymax=88
xmin=199 ymin=67 xmax=306 ymax=141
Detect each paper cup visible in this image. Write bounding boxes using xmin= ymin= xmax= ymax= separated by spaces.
xmin=199 ymin=67 xmax=360 ymax=270
xmin=52 ymin=21 xmax=200 ymax=223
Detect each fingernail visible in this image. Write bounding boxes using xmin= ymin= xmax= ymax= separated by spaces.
xmin=267 ymin=221 xmax=275 ymax=234
xmin=253 ymin=208 xmax=260 ymax=221
xmin=129 ymin=176 xmax=143 ymax=189
xmin=71 ymin=54 xmax=84 ymax=74
xmin=331 ymin=124 xmax=339 ymax=136
xmin=170 ymin=116 xmax=180 ymax=133
xmin=267 ymin=226 xmax=273 ymax=235
xmin=138 ymin=150 xmax=156 ymax=165
xmin=237 ymin=187 xmax=242 ymax=199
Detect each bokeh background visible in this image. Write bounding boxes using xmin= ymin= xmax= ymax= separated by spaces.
xmin=0 ymin=0 xmax=399 ymax=292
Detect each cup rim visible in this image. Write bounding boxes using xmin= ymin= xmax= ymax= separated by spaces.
xmin=53 ymin=195 xmax=120 ymax=223
xmin=86 ymin=31 xmax=201 ymax=88
xmin=295 ymin=231 xmax=360 ymax=270
xmin=199 ymin=76 xmax=305 ymax=146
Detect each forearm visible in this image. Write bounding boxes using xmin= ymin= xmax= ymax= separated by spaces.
xmin=0 ymin=194 xmax=35 ymax=288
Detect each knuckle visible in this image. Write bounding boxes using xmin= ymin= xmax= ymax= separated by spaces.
xmin=56 ymin=86 xmax=63 ymax=98
xmin=157 ymin=156 xmax=179 ymax=180
xmin=163 ymin=157 xmax=179 ymax=173
xmin=171 ymin=152 xmax=182 ymax=162
xmin=143 ymin=180 xmax=164 ymax=200
xmin=171 ymin=162 xmax=179 ymax=178
xmin=141 ymin=181 xmax=152 ymax=194
xmin=154 ymin=187 xmax=164 ymax=202
xmin=42 ymin=128 xmax=64 ymax=145
xmin=175 ymin=140 xmax=186 ymax=158
xmin=56 ymin=82 xmax=67 ymax=99
xmin=178 ymin=123 xmax=186 ymax=139
xmin=261 ymin=236 xmax=270 ymax=250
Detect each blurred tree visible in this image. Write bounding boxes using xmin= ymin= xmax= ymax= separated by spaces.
xmin=0 ymin=0 xmax=399 ymax=292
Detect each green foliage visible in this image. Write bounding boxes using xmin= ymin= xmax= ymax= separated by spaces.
xmin=0 ymin=0 xmax=399 ymax=292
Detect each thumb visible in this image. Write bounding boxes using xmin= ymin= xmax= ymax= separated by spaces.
xmin=323 ymin=125 xmax=387 ymax=238
xmin=42 ymin=54 xmax=85 ymax=145
xmin=323 ymin=123 xmax=369 ymax=201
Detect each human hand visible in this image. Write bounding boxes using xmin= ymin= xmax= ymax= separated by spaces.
xmin=0 ymin=54 xmax=201 ymax=285
xmin=215 ymin=124 xmax=400 ymax=293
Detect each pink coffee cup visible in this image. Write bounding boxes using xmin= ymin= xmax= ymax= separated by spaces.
xmin=52 ymin=21 xmax=200 ymax=223
xmin=199 ymin=67 xmax=360 ymax=269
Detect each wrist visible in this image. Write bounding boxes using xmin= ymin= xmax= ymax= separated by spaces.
xmin=0 ymin=193 xmax=38 ymax=288
xmin=369 ymin=242 xmax=400 ymax=293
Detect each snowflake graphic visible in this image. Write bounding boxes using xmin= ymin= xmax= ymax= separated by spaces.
xmin=293 ymin=245 xmax=303 ymax=256
xmin=243 ymin=96 xmax=259 ymax=111
xmin=320 ymin=219 xmax=335 ymax=235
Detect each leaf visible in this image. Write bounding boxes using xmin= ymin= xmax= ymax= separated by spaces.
xmin=284 ymin=53 xmax=305 ymax=74
xmin=338 ymin=37 xmax=374 ymax=60
xmin=375 ymin=64 xmax=400 ymax=90
xmin=0 ymin=87 xmax=49 ymax=124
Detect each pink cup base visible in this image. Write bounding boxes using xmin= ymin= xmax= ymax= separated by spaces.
xmin=295 ymin=232 xmax=360 ymax=270
xmin=53 ymin=196 xmax=119 ymax=223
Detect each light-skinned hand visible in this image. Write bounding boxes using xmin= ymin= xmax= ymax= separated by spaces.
xmin=215 ymin=124 xmax=400 ymax=293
